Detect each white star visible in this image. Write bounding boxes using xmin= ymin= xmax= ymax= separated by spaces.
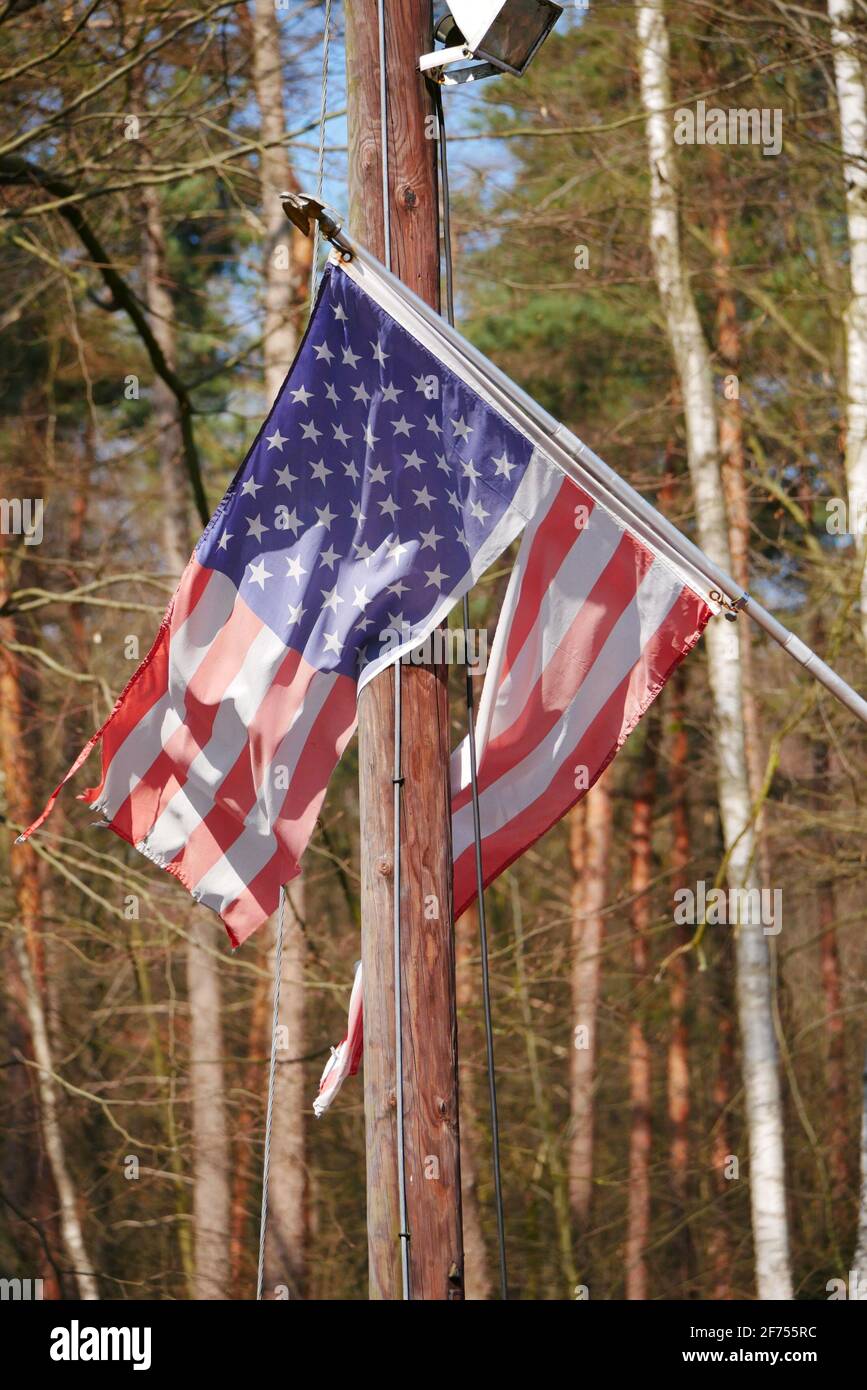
xmin=286 ymin=555 xmax=307 ymax=583
xmin=352 ymin=584 xmax=370 ymax=610
xmin=342 ymin=345 xmax=361 ymax=369
xmin=455 ymin=525 xmax=468 ymax=547
xmin=321 ymin=583 xmax=345 ymax=614
xmin=419 ymin=525 xmax=442 ymax=551
xmin=425 ymin=414 xmax=442 ymax=436
xmin=371 ymin=340 xmax=389 ymax=365
xmin=332 ymin=303 xmax=347 ymax=322
xmin=241 ymin=476 xmax=262 ymax=498
xmin=364 ymin=422 xmax=379 ymax=448
xmin=381 ymin=381 xmax=402 ymax=402
xmin=386 ymin=535 xmax=407 ymax=563
xmin=386 ymin=608 xmax=405 ymax=631
xmin=310 ymin=457 xmax=332 ymax=485
xmin=352 ymin=382 xmax=371 ymax=405
xmin=323 ymin=631 xmax=343 ymax=656
xmin=217 ymin=530 xmax=232 ymax=550
xmin=314 ymin=503 xmax=337 ymax=530
xmin=344 ymin=459 xmax=360 ymax=483
xmin=462 ymin=458 xmax=481 ymax=483
xmin=452 ymin=416 xmax=473 ymax=441
xmin=413 ymin=485 xmax=435 ymax=509
xmin=301 ymin=419 xmax=322 ymax=443
xmin=436 ymin=454 xmax=451 ymax=475
xmin=368 ymin=461 xmax=389 ymax=485
xmin=379 ymin=495 xmax=400 ymax=520
xmin=333 ymin=423 xmax=352 ymax=447
xmin=313 ymin=341 xmax=334 ymax=363
xmin=388 ymin=579 xmax=409 ymax=597
xmin=266 ymin=428 xmax=287 ymax=451
xmin=354 ymin=540 xmax=375 ymax=566
xmin=246 ymin=514 xmax=268 ymax=542
xmin=350 ymin=500 xmax=365 ymax=523
xmin=446 ymin=489 xmax=461 ymax=511
xmin=425 ymin=565 xmax=447 ymax=590
xmin=325 ymin=382 xmax=341 ymax=406
xmin=287 ymin=601 xmax=305 ymax=625
xmin=247 ymin=556 xmax=272 ymax=589
xmin=402 ymin=450 xmax=424 ymax=471
xmin=469 ymin=499 xmax=490 ymax=523
xmin=413 ymin=372 xmax=430 ymax=393
xmin=279 ymin=507 xmax=303 ymax=536
xmin=274 ymin=464 xmax=296 ymax=489
xmin=492 ymin=450 xmax=514 ymax=478
xmin=391 ymin=415 xmax=413 ymax=437
xmin=319 ymin=544 xmax=340 ymax=571
xmin=290 ymin=385 xmax=312 ymax=405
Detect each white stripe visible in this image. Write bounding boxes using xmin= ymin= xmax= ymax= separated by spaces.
xmin=188 ymin=669 xmax=341 ymax=917
xmin=487 ymin=504 xmax=625 ymax=745
xmin=452 ymin=560 xmax=685 ymax=859
xmin=94 ymin=570 xmax=238 ymax=820
xmin=137 ymin=622 xmax=296 ymax=865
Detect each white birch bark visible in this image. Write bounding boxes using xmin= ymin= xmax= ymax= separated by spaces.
xmin=13 ymin=933 xmax=99 ymax=1299
xmin=828 ymin=0 xmax=867 ymax=634
xmin=635 ymin=0 xmax=793 ymax=1300
xmin=250 ymin=0 xmax=307 ymax=1297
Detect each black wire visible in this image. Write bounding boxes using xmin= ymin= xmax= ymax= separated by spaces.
xmin=433 ymin=79 xmax=509 ymax=1303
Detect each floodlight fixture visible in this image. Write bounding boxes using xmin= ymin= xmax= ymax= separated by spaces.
xmin=419 ymin=0 xmax=563 ymax=84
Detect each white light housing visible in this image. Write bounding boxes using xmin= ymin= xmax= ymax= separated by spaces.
xmin=420 ymin=0 xmax=562 ymax=80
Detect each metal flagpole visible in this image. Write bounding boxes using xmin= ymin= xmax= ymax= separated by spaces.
xmin=286 ymin=202 xmax=867 ymax=730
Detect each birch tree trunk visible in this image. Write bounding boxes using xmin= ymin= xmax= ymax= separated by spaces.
xmin=142 ymin=181 xmax=232 ymax=1300
xmin=635 ymin=0 xmax=793 ymax=1299
xmin=249 ymin=1 xmax=308 ymax=1297
xmin=828 ymin=0 xmax=867 ymax=636
xmin=569 ymin=775 xmax=612 ymax=1226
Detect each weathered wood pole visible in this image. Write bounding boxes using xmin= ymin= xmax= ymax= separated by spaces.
xmin=345 ymin=0 xmax=464 ymax=1301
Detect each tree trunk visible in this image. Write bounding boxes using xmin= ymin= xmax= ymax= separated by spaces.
xmin=636 ymin=0 xmax=792 ymax=1299
xmin=828 ymin=0 xmax=867 ymax=636
xmin=248 ymin=2 xmax=309 ymax=1299
xmin=569 ymin=774 xmax=613 ymax=1226
xmin=142 ymin=180 xmax=232 ymax=1300
xmin=0 ymin=546 xmax=98 ymax=1297
xmin=455 ymin=904 xmax=494 ymax=1301
xmin=666 ymin=667 xmax=693 ymax=1289
xmin=853 ymin=1049 xmax=867 ymax=1298
xmin=625 ymin=730 xmax=656 ymax=1300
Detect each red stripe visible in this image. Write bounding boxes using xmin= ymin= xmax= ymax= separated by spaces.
xmin=452 ymin=530 xmax=652 ymax=815
xmin=453 ymin=588 xmax=710 ymax=917
xmin=81 ymin=561 xmax=215 ymax=809
xmin=112 ymin=593 xmax=265 ymax=845
xmin=500 ymin=477 xmax=592 ymax=684
xmin=165 ymin=649 xmax=318 ymax=890
xmin=218 ymin=675 xmax=358 ymax=946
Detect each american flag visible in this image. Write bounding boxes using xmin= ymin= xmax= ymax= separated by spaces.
xmin=24 ymin=254 xmax=551 ymax=945
xmin=450 ymin=471 xmax=712 ymax=917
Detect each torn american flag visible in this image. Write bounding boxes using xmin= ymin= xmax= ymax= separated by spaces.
xmin=22 ymin=253 xmax=551 ymax=945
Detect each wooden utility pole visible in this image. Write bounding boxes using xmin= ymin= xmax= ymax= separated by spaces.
xmin=345 ymin=0 xmax=464 ymax=1301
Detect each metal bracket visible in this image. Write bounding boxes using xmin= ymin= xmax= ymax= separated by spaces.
xmin=280 ymin=192 xmax=350 ymax=255
xmin=711 ymin=588 xmax=750 ymax=622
